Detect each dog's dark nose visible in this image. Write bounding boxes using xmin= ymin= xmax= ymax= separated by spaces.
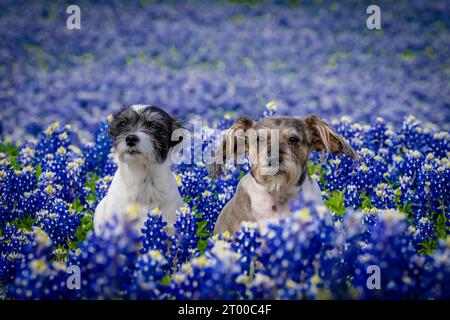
xmin=126 ymin=135 xmax=139 ymax=147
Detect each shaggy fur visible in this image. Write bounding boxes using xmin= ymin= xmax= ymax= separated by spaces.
xmin=212 ymin=115 xmax=358 ymax=235
xmin=94 ymin=105 xmax=184 ymax=235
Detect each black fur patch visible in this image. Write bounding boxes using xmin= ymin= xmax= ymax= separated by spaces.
xmin=109 ymin=105 xmax=183 ymax=163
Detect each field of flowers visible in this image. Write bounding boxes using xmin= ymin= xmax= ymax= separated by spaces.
xmin=0 ymin=0 xmax=450 ymax=300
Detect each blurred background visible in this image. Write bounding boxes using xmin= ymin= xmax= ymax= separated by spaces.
xmin=0 ymin=0 xmax=449 ymax=140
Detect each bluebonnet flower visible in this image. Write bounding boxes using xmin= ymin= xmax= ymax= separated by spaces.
xmin=428 ymin=239 xmax=450 ymax=299
xmin=7 ymin=227 xmax=73 ymax=299
xmin=140 ymin=208 xmax=169 ymax=256
xmin=169 ymin=240 xmax=246 ymax=299
xmin=131 ymin=250 xmax=169 ymax=299
xmin=35 ymin=200 xmax=82 ymax=247
xmin=1 ymin=0 xmax=450 ymax=299
xmin=0 ymin=224 xmax=30 ymax=284
xmin=351 ymin=210 xmax=435 ymax=299
xmin=169 ymin=206 xmax=200 ymax=270
xmin=81 ymin=119 xmax=114 ymax=177
xmin=259 ymin=207 xmax=335 ymax=299
xmin=67 ymin=215 xmax=141 ymax=299
xmin=232 ymin=222 xmax=261 ymax=276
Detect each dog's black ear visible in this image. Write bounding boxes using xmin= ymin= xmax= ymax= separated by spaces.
xmin=304 ymin=115 xmax=358 ymax=161
xmin=209 ymin=116 xmax=254 ymax=177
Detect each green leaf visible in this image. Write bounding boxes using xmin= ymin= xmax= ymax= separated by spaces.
xmin=160 ymin=275 xmax=171 ymax=286
xmin=197 ymin=220 xmax=208 ymax=233
xmin=434 ymin=210 xmax=448 ymax=240
xmin=359 ymin=191 xmax=373 ymax=210
xmin=1 ymin=143 xmax=21 ymax=170
xmin=418 ymin=238 xmax=437 ymax=256
xmin=13 ymin=215 xmax=36 ymax=231
xmin=197 ymin=239 xmax=208 ymax=253
xmin=35 ymin=162 xmax=42 ymax=179
xmin=324 ymin=190 xmax=346 ymax=216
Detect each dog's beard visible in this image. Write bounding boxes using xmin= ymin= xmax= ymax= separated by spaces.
xmin=116 ymin=133 xmax=156 ymax=167
xmin=253 ymin=153 xmax=302 ymax=193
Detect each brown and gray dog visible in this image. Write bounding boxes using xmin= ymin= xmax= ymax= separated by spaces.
xmin=211 ymin=115 xmax=358 ymax=236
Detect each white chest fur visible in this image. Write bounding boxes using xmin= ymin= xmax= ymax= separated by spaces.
xmin=94 ymin=158 xmax=183 ymax=234
xmin=241 ymin=173 xmax=324 ymax=234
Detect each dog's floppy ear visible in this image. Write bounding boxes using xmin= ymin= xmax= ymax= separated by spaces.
xmin=209 ymin=116 xmax=254 ymax=177
xmin=304 ymin=115 xmax=358 ymax=160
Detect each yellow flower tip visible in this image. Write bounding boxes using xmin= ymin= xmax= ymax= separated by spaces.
xmin=23 ymin=165 xmax=34 ymax=173
xmin=265 ymin=100 xmax=277 ymax=111
xmin=359 ymin=163 xmax=369 ymax=172
xmin=31 ymin=258 xmax=48 ymax=274
xmin=68 ymin=162 xmax=77 ymax=170
xmin=44 ymin=185 xmax=55 ymax=195
xmin=220 ymin=230 xmax=231 ymax=240
xmin=182 ymin=263 xmax=192 ymax=273
xmin=341 ymin=115 xmax=351 ymax=123
xmin=107 ymin=114 xmax=114 ymax=123
xmin=149 ymin=250 xmax=163 ymax=260
xmin=402 ymin=276 xmax=412 ymax=284
xmin=445 ymin=237 xmax=450 ymax=248
xmin=44 ymin=126 xmax=53 ymax=137
xmin=286 ymin=280 xmax=297 ymax=288
xmin=406 ymin=115 xmax=417 ymax=122
xmin=412 ymin=150 xmax=421 ymax=159
xmin=150 ymin=207 xmax=160 ymax=216
xmin=57 ymin=146 xmax=67 ymax=155
xmin=126 ymin=203 xmax=141 ymax=220
xmin=224 ymin=112 xmax=233 ymax=120
xmin=45 ymin=171 xmax=55 ymax=179
xmin=69 ymin=145 xmax=82 ymax=155
xmin=179 ymin=206 xmax=190 ymax=214
xmin=34 ymin=227 xmax=51 ymax=246
xmin=175 ymin=174 xmax=182 ymax=186
xmin=58 ymin=132 xmax=68 ymax=140
xmin=52 ymin=122 xmax=60 ymax=131
xmin=202 ymin=190 xmax=212 ymax=197
xmin=311 ymin=274 xmax=321 ymax=285
xmin=295 ymin=208 xmax=312 ymax=222
xmin=195 ymin=256 xmax=209 ymax=267
xmin=331 ymin=158 xmax=341 ymax=166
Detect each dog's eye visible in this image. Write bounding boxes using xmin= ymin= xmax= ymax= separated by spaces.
xmin=288 ymin=136 xmax=300 ymax=144
xmin=117 ymin=121 xmax=127 ymax=128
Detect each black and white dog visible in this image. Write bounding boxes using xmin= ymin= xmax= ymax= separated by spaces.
xmin=94 ymin=105 xmax=184 ymax=234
